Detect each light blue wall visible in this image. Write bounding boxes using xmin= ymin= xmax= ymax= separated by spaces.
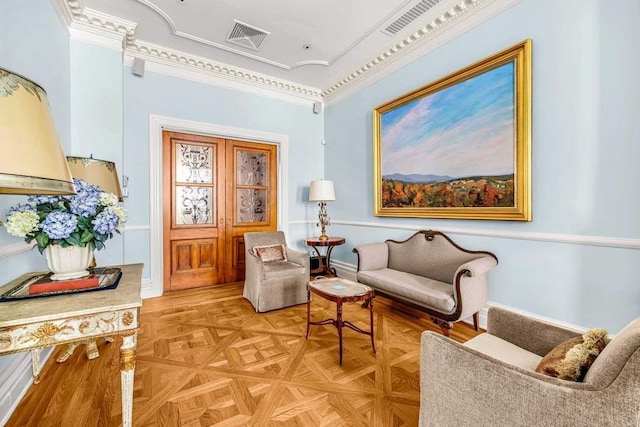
xmin=325 ymin=0 xmax=640 ymax=332
xmin=0 ymin=0 xmax=71 ymax=258
xmin=122 ymin=70 xmax=324 ymax=279
xmin=69 ymin=41 xmax=125 ymax=267
xmin=0 ymin=0 xmax=71 ymax=407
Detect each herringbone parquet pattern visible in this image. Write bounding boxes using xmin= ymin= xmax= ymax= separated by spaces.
xmin=8 ymin=282 xmax=481 ymax=426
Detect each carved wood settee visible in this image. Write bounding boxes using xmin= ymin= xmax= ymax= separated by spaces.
xmin=353 ymin=230 xmax=498 ymax=335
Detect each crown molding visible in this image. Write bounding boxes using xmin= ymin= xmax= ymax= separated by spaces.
xmin=322 ymin=0 xmax=522 ymax=103
xmin=50 ymin=0 xmax=520 ymax=103
xmin=51 ymin=0 xmax=137 ymax=48
xmin=123 ymin=43 xmax=323 ymax=102
xmin=123 ymin=54 xmax=317 ymax=106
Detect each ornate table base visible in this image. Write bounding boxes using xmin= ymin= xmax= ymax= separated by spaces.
xmin=306 ymin=277 xmax=375 ymax=365
xmin=0 ymin=264 xmax=143 ymax=427
xmin=55 ymin=336 xmax=115 ymax=363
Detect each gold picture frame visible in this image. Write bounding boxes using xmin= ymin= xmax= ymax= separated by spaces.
xmin=373 ymin=39 xmax=532 ymax=221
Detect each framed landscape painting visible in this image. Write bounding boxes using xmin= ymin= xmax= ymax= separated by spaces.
xmin=373 ymin=39 xmax=532 ymax=221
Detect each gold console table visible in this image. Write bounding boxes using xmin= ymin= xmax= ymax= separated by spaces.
xmin=0 ymin=263 xmax=143 ymax=427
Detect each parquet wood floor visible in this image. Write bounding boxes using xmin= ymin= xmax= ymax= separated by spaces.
xmin=7 ymin=282 xmax=482 ymax=426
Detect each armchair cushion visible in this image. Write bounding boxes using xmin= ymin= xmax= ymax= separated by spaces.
xmin=253 ymin=244 xmax=288 ymax=262
xmin=464 ymin=333 xmax=542 ymax=371
xmin=263 ymin=261 xmax=306 ymax=279
xmin=535 ymin=328 xmax=609 ymax=381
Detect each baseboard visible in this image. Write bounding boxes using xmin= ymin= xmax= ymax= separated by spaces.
xmin=140 ymin=278 xmax=160 ymax=299
xmin=0 ymin=348 xmax=52 ymax=425
xmin=330 ymin=259 xmax=589 ymax=333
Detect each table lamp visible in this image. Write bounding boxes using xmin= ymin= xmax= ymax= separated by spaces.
xmin=67 ymin=156 xmax=123 ymax=201
xmin=309 ymin=179 xmax=335 ymax=240
xmin=0 ymin=68 xmax=75 ymax=195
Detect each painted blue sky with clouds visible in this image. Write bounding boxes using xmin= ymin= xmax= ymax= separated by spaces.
xmin=381 ymin=62 xmax=515 ymax=178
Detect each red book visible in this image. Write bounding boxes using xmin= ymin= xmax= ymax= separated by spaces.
xmin=28 ymin=275 xmax=100 ymax=295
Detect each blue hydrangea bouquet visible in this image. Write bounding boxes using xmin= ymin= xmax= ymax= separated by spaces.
xmin=4 ymin=178 xmax=127 ymax=253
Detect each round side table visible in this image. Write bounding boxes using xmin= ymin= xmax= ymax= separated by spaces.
xmin=304 ymin=236 xmax=345 ymax=276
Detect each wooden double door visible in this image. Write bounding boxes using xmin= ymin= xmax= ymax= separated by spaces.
xmin=163 ymin=131 xmax=277 ymax=291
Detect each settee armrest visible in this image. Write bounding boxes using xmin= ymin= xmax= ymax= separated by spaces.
xmin=455 ymin=255 xmax=497 ymax=278
xmin=420 ymin=331 xmax=600 ymax=427
xmin=353 ymin=242 xmax=388 ymax=271
xmin=452 ymin=256 xmax=497 ymax=320
xmin=487 ymin=306 xmax=582 ymax=357
xmin=286 ymin=247 xmax=310 ymax=270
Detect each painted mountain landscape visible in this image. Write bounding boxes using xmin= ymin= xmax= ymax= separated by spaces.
xmin=380 ymin=62 xmax=516 ymax=209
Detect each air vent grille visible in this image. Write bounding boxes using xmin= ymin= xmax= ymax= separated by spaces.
xmin=226 ymin=21 xmax=270 ymax=51
xmin=383 ymin=0 xmax=442 ymax=35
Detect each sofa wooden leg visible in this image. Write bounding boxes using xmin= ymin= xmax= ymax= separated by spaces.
xmin=429 ymin=316 xmax=452 ymax=337
xmin=473 ymin=312 xmax=480 ymax=331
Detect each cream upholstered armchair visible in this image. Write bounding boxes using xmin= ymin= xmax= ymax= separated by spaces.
xmin=243 ymin=231 xmax=310 ymax=312
xmin=420 ymin=307 xmax=640 ymax=426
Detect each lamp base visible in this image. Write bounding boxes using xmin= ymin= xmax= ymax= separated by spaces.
xmin=318 ymin=234 xmax=329 ymax=241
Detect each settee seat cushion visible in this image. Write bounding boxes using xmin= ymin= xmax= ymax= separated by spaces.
xmin=357 ymin=268 xmax=455 ymax=312
xmin=464 ymin=333 xmax=543 ymax=371
xmin=263 ymin=261 xmax=306 ymax=279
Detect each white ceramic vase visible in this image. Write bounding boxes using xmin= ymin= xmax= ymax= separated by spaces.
xmin=44 ymin=245 xmax=93 ymax=281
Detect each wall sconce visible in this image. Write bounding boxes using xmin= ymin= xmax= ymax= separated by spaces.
xmin=67 ymin=156 xmax=123 ymax=201
xmin=309 ymin=180 xmax=335 ymax=240
xmin=0 ymin=68 xmax=75 ymax=195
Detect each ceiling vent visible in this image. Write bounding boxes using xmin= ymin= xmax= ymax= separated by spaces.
xmin=226 ymin=20 xmax=270 ymax=51
xmin=382 ymin=0 xmax=443 ymax=36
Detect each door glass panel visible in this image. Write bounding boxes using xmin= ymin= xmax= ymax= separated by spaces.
xmin=176 ymin=186 xmax=214 ymax=225
xmin=176 ymin=144 xmax=213 ymax=183
xmin=237 ymin=150 xmax=267 ymax=186
xmin=237 ymin=189 xmax=266 ymax=223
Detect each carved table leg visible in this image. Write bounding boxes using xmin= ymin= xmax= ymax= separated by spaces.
xmin=305 ymin=288 xmax=311 ymax=339
xmin=30 ymin=349 xmax=41 ymax=384
xmin=56 ymin=336 xmax=115 ymax=363
xmin=337 ymin=300 xmax=343 ymax=365
xmin=56 ymin=342 xmax=82 ymax=363
xmin=369 ymin=295 xmax=376 ymax=354
xmin=85 ymin=339 xmax=100 ymax=360
xmin=325 ymin=245 xmax=337 ymax=276
xmin=120 ymin=331 xmax=137 ymax=427
xmin=429 ymin=316 xmax=453 ymax=337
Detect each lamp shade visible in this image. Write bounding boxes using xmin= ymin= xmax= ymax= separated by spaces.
xmin=0 ymin=68 xmax=75 ymax=195
xmin=309 ymin=180 xmax=335 ymax=201
xmin=67 ymin=156 xmax=123 ymax=201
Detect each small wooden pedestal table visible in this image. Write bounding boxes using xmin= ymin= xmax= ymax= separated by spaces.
xmin=0 ymin=263 xmax=143 ymax=427
xmin=304 ymin=236 xmax=345 ymax=276
xmin=306 ymin=277 xmax=375 ymax=365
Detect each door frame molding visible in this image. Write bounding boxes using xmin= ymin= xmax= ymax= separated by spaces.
xmin=149 ymin=114 xmax=289 ymax=297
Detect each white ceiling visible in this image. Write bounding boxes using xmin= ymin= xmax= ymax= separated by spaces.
xmin=56 ymin=0 xmax=518 ymax=101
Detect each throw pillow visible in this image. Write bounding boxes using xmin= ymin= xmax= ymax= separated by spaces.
xmin=535 ymin=328 xmax=609 ymax=381
xmin=253 ymin=244 xmax=288 ymax=263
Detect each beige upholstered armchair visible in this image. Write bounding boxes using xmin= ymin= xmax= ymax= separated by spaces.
xmin=243 ymin=231 xmax=310 ymax=312
xmin=420 ymin=307 xmax=640 ymax=426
